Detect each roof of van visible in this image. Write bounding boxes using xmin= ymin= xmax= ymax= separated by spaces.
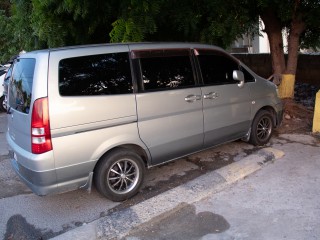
xmin=21 ymin=42 xmax=225 ymax=54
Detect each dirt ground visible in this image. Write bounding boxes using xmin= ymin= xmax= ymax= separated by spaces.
xmin=276 ymin=98 xmax=315 ymax=134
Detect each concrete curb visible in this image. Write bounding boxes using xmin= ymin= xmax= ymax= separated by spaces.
xmin=52 ymin=147 xmax=284 ymax=240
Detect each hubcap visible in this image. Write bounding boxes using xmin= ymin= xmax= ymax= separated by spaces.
xmin=257 ymin=116 xmax=272 ymax=141
xmin=107 ymin=159 xmax=139 ymax=195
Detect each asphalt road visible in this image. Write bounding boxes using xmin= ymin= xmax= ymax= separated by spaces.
xmin=0 ymin=112 xmax=261 ymax=239
xmin=3 ymin=109 xmax=319 ymax=240
xmin=126 ymin=134 xmax=320 ymax=240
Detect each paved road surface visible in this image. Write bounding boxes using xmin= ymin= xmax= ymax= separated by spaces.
xmin=125 ymin=134 xmax=320 ymax=240
xmin=0 ymin=112 xmax=261 ymax=239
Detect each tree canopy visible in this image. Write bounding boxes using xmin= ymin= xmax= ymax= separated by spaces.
xmin=0 ymin=0 xmax=119 ymax=62
xmin=0 ymin=0 xmax=261 ymax=62
xmin=254 ymin=0 xmax=320 ymax=97
xmin=1 ymin=0 xmax=319 ymax=97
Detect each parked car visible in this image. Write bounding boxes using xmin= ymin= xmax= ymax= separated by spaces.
xmin=0 ymin=65 xmax=10 ymax=112
xmin=6 ymin=43 xmax=283 ymax=201
xmin=1 ymin=55 xmax=23 ymax=112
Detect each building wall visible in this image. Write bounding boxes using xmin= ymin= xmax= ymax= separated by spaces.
xmin=252 ymin=32 xmax=270 ymax=53
xmin=232 ymin=19 xmax=289 ymax=54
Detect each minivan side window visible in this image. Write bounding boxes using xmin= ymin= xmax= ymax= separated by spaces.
xmin=59 ymin=52 xmax=132 ymax=96
xmin=240 ymin=66 xmax=255 ymax=82
xmin=135 ymin=50 xmax=195 ymax=91
xmin=196 ymin=50 xmax=239 ymax=85
xmin=9 ymin=59 xmax=35 ymax=114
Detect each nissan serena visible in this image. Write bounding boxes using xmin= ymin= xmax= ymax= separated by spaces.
xmin=6 ymin=43 xmax=282 ymax=201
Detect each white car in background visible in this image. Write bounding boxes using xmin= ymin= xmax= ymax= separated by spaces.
xmin=0 ymin=64 xmax=10 ymax=112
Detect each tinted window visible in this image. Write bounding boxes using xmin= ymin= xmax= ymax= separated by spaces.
xmin=59 ymin=52 xmax=132 ymax=96
xmin=4 ymin=65 xmax=12 ymax=82
xmin=9 ymin=59 xmax=35 ymax=114
xmin=197 ymin=53 xmax=239 ymax=85
xmin=240 ymin=66 xmax=255 ymax=82
xmin=139 ymin=54 xmax=195 ymax=91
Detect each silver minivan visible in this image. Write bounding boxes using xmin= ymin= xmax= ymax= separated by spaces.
xmin=6 ymin=43 xmax=282 ymax=201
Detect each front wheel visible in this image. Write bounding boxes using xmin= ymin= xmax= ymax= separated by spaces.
xmin=94 ymin=149 xmax=144 ymax=202
xmin=249 ymin=110 xmax=274 ymax=146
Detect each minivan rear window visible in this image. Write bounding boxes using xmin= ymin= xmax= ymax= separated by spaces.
xmin=59 ymin=52 xmax=132 ymax=96
xmin=8 ymin=59 xmax=35 ymax=114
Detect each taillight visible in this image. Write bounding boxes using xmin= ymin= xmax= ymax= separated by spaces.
xmin=31 ymin=97 xmax=52 ymax=154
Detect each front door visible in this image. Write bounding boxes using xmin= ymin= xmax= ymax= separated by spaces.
xmin=133 ymin=49 xmax=204 ymax=165
xmin=195 ymin=49 xmax=252 ymax=148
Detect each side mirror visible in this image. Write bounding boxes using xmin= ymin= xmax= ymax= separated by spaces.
xmin=233 ymin=70 xmax=245 ymax=88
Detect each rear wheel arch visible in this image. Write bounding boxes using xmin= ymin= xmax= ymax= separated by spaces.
xmin=93 ymin=145 xmax=149 ymax=201
xmin=94 ymin=144 xmax=149 ymax=172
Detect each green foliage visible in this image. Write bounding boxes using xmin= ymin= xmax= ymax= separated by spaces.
xmin=31 ymin=0 xmax=118 ymax=47
xmin=0 ymin=0 xmax=319 ymax=63
xmin=300 ymin=0 xmax=320 ymax=49
xmin=11 ymin=0 xmax=36 ymax=50
xmin=0 ymin=0 xmax=35 ymax=63
xmin=1 ymin=0 xmax=120 ymax=62
xmin=0 ymin=0 xmax=10 ymax=16
xmin=0 ymin=10 xmax=14 ymax=62
xmin=247 ymin=0 xmax=320 ymax=51
xmin=198 ymin=0 xmax=259 ymax=47
xmin=31 ymin=0 xmax=70 ymax=47
xmin=109 ymin=0 xmax=259 ymax=48
xmin=109 ymin=0 xmax=161 ymax=42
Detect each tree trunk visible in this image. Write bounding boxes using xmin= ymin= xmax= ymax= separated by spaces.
xmin=286 ymin=3 xmax=306 ymax=75
xmin=286 ymin=15 xmax=306 ymax=75
xmin=260 ymin=8 xmax=285 ymax=86
xmin=279 ymin=10 xmax=305 ymax=98
xmin=261 ymin=4 xmax=306 ymax=99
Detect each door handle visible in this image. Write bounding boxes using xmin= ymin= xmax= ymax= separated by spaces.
xmin=203 ymin=92 xmax=219 ymax=100
xmin=185 ymin=95 xmax=201 ymax=103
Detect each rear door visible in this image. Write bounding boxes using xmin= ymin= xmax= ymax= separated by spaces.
xmin=7 ymin=57 xmax=37 ymax=151
xmin=48 ymin=45 xmax=140 ymax=178
xmin=195 ymin=49 xmax=253 ymax=147
xmin=133 ymin=49 xmax=204 ymax=165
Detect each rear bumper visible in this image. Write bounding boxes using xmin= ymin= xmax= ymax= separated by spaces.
xmin=10 ymin=155 xmax=58 ymax=195
xmin=6 ymin=131 xmax=58 ymax=196
xmin=7 ymin=132 xmax=91 ymax=196
xmin=10 ymin=156 xmax=91 ymax=195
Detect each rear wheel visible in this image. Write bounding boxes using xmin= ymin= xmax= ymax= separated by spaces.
xmin=94 ymin=149 xmax=144 ymax=202
xmin=0 ymin=96 xmax=6 ymax=112
xmin=249 ymin=110 xmax=274 ymax=146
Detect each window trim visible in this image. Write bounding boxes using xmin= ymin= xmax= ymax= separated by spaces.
xmin=131 ymin=48 xmax=191 ymax=59
xmin=194 ymin=48 xmax=251 ymax=86
xmin=195 ymin=48 xmax=256 ymax=84
xmin=132 ymin=49 xmax=198 ymax=93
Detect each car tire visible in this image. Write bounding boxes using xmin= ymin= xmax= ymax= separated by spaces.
xmin=249 ymin=110 xmax=274 ymax=146
xmin=0 ymin=96 xmax=6 ymax=112
xmin=94 ymin=148 xmax=145 ymax=202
